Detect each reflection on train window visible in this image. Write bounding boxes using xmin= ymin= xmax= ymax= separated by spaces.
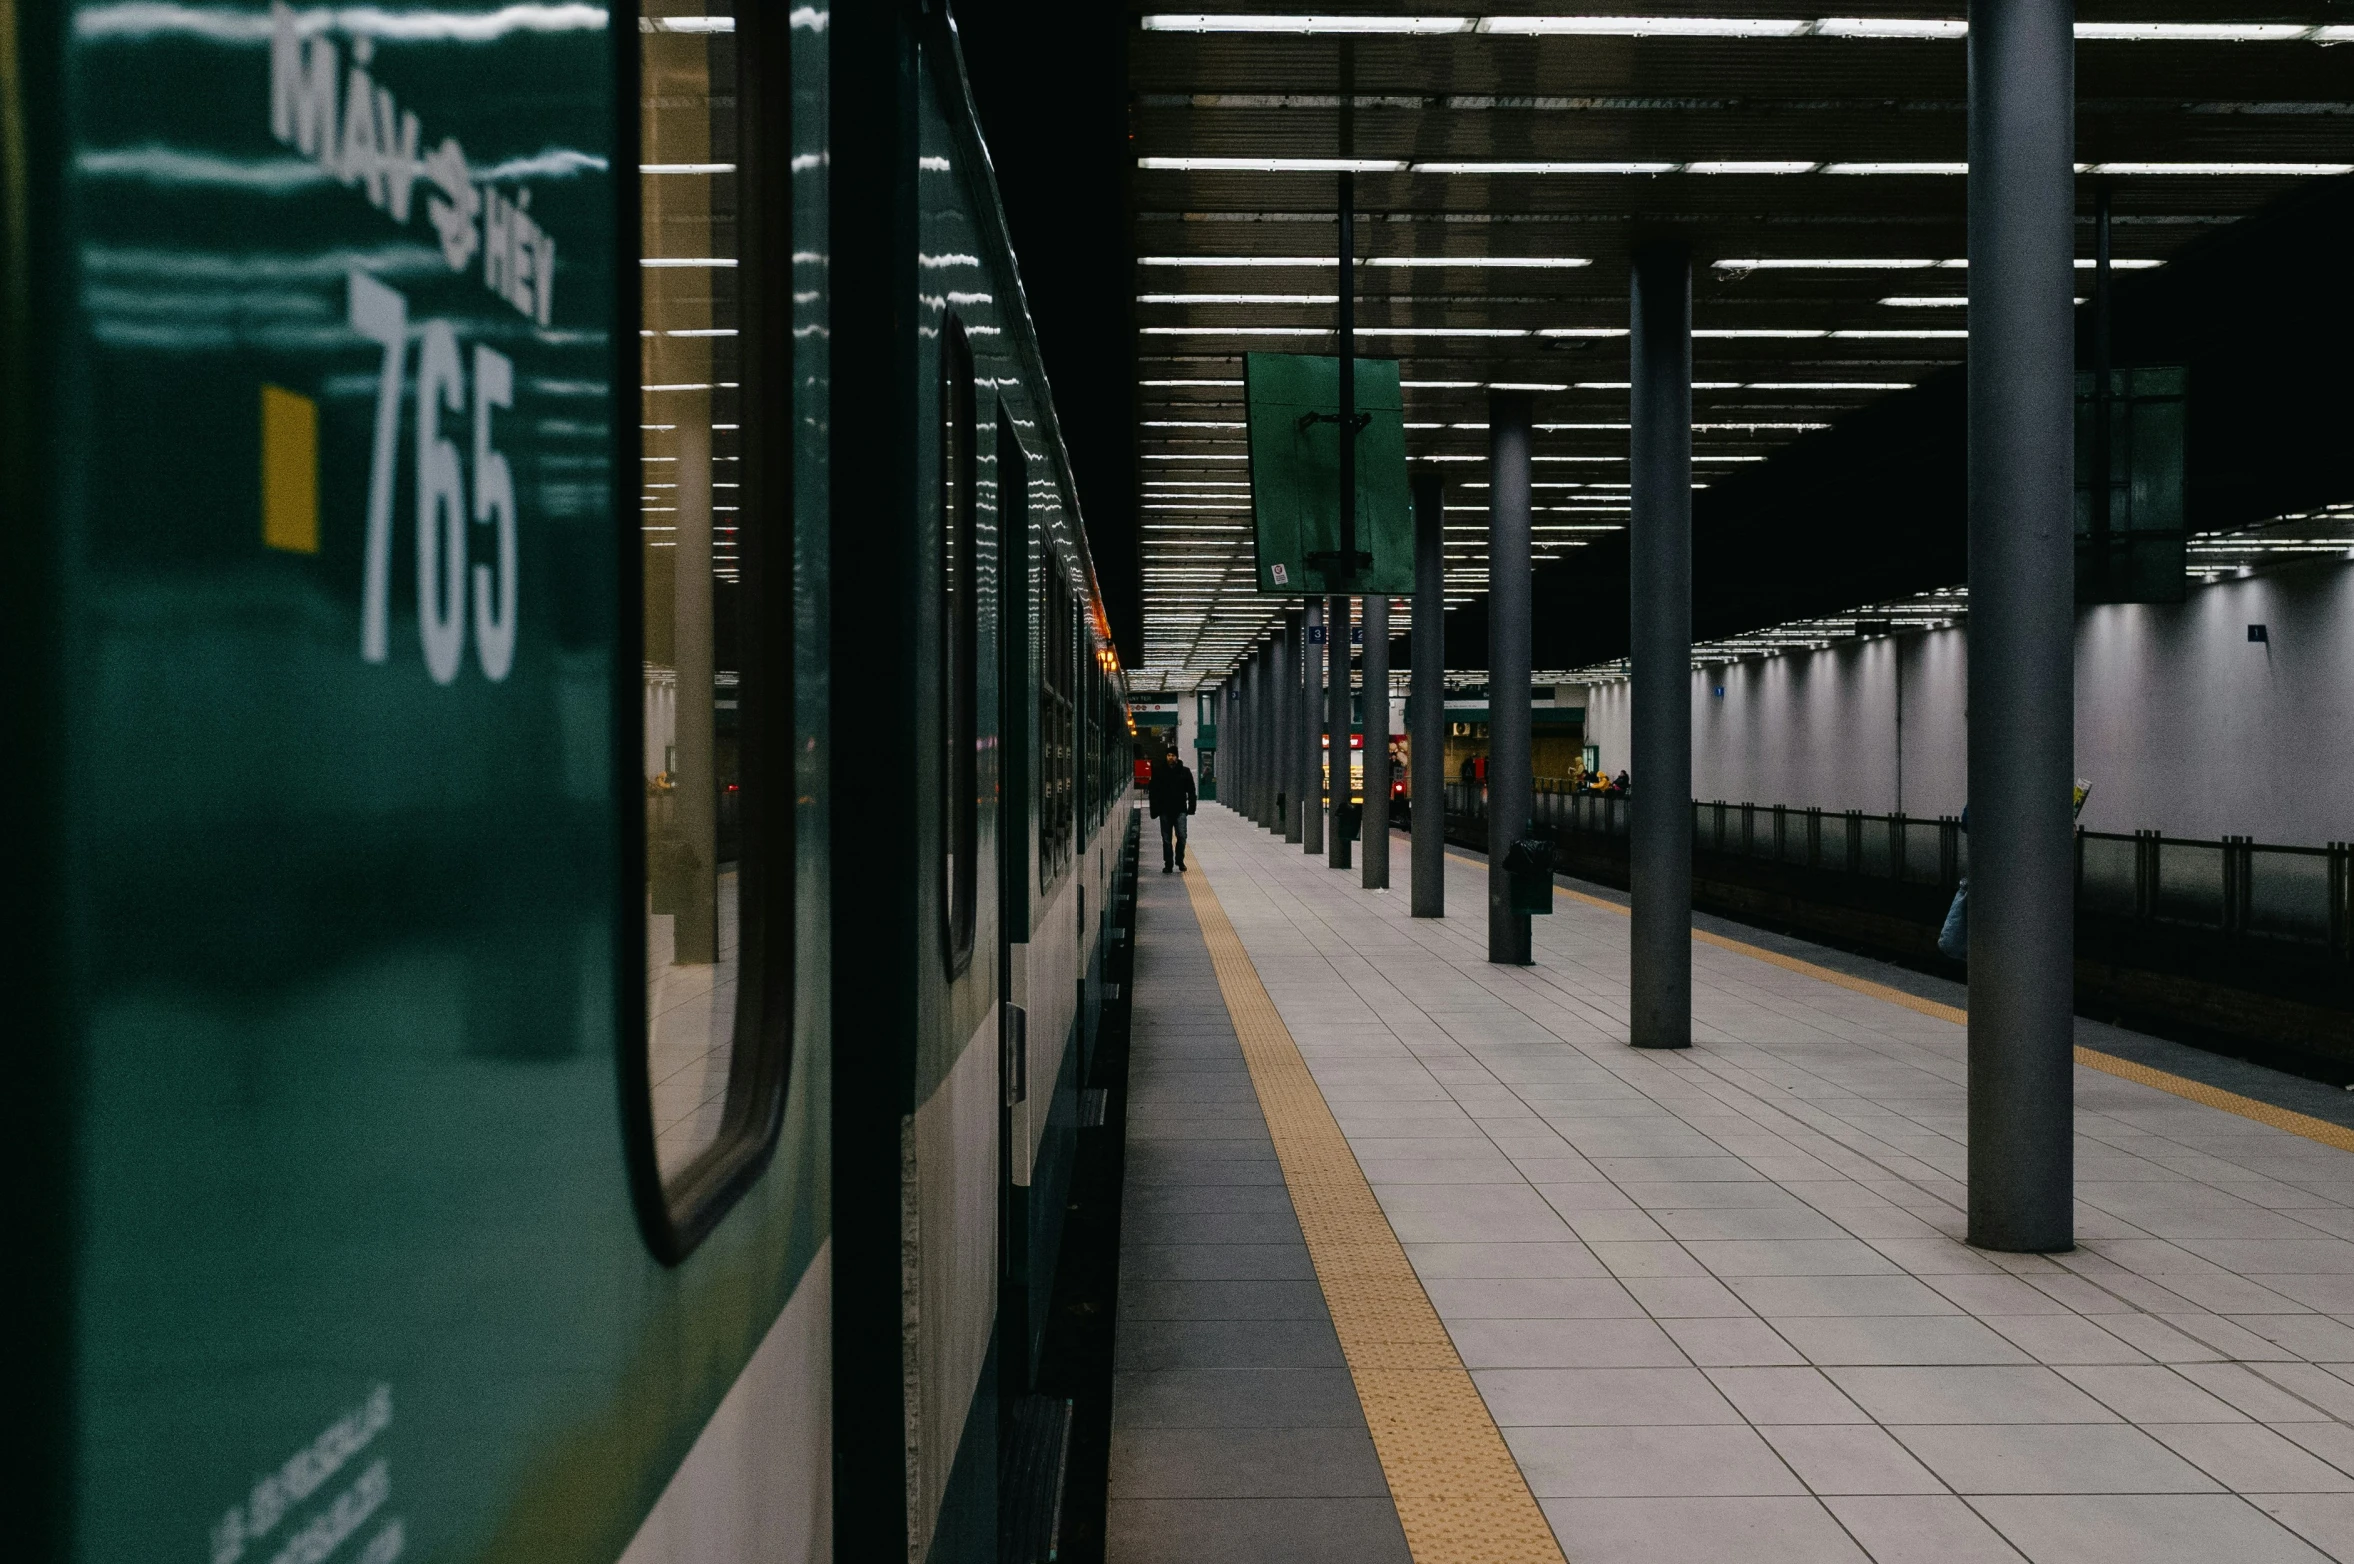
xmin=637 ymin=0 xmax=783 ymax=1247
xmin=940 ymin=317 xmax=978 ymax=971
xmin=1039 ymin=562 xmax=1073 ymax=889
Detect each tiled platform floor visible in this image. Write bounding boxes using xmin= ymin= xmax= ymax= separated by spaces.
xmin=1171 ymin=803 xmax=2354 ymax=1564
xmin=1104 ymin=862 xmax=1412 ymax=1564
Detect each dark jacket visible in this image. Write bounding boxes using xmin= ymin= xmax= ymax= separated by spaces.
xmin=1148 ymin=757 xmax=1197 ymax=819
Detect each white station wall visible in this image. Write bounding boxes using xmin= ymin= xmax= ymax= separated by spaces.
xmin=1581 ymin=561 xmax=2354 ymax=847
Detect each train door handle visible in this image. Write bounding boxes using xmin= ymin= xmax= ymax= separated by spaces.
xmin=1003 ymin=1002 xmax=1027 ymax=1107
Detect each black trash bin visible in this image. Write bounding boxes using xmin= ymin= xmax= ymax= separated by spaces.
xmin=1501 ymin=831 xmax=1557 ymax=915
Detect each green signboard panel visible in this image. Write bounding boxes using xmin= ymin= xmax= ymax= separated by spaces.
xmin=1244 ymin=352 xmax=1413 ymax=595
xmin=2076 ymin=366 xmax=2188 ymax=605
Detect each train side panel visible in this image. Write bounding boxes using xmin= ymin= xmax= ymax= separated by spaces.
xmin=12 ymin=10 xmax=832 ymax=1563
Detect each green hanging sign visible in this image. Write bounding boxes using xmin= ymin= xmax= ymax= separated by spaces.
xmin=2076 ymin=366 xmax=2188 ymax=605
xmin=1244 ymin=353 xmax=1414 ymax=595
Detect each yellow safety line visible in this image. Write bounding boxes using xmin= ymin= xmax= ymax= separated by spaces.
xmin=2071 ymin=1050 xmax=2354 ymax=1155
xmin=1444 ymin=848 xmax=2354 ymax=1157
xmin=1181 ymin=854 xmax=1569 ymax=1564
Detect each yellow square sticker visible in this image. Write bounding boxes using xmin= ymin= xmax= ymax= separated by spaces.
xmin=261 ymin=384 xmax=319 ymax=554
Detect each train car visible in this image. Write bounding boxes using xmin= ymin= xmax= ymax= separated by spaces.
xmin=1 ymin=5 xmax=1128 ymax=1563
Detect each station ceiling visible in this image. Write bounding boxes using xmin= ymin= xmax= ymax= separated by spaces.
xmin=1123 ymin=5 xmax=2354 ymax=691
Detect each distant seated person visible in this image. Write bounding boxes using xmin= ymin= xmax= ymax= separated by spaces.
xmin=1148 ymin=747 xmax=1197 ymax=872
xmin=1610 ymin=770 xmax=1630 ymax=794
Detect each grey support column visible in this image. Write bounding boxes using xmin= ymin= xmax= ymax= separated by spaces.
xmin=1289 ymin=617 xmax=1308 ymax=843
xmin=1242 ymin=658 xmax=1258 ymax=823
xmin=1486 ymin=390 xmax=1533 ymax=965
xmin=1264 ymin=638 xmax=1279 ymax=830
xmin=1230 ymin=670 xmax=1244 ymax=819
xmin=1328 ymin=594 xmax=1351 ymax=869
xmin=1302 ymin=599 xmax=1324 ymax=852
xmin=1246 ymin=657 xmax=1263 ymax=824
xmin=1330 ymin=35 xmax=1358 ymax=881
xmin=1268 ymin=634 xmax=1284 ymax=831
xmin=1266 ymin=640 xmax=1281 ymax=830
xmin=1256 ymin=646 xmax=1273 ymax=827
xmin=1629 ymin=241 xmax=1694 ymax=1050
xmin=1411 ymin=471 xmax=1445 ymax=917
xmin=667 ymin=408 xmax=719 ymax=962
xmin=1966 ymin=0 xmax=2076 ymax=1254
xmin=1258 ymin=646 xmax=1274 ymax=828
xmin=1361 ymin=592 xmax=1390 ymax=888
xmin=1243 ymin=657 xmax=1258 ymax=824
xmin=1210 ymin=685 xmax=1225 ymax=808
xmin=1224 ymin=676 xmax=1239 ymax=815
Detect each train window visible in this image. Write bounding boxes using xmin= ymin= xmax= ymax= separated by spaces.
xmin=631 ymin=0 xmax=788 ymax=1259
xmin=939 ymin=317 xmax=978 ymax=972
xmin=1039 ymin=561 xmax=1073 ymax=890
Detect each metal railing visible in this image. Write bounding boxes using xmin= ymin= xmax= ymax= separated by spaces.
xmin=1437 ymin=782 xmax=2353 ymax=963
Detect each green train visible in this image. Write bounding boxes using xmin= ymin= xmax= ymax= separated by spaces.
xmin=2 ymin=4 xmax=1133 ymax=1561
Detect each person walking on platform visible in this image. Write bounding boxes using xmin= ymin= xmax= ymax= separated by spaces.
xmin=1149 ymin=746 xmax=1197 ymax=873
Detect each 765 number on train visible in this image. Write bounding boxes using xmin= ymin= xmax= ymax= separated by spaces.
xmin=348 ymin=270 xmax=519 ymax=685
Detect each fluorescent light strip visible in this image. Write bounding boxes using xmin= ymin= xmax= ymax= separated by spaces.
xmin=1714 ymin=257 xmax=2163 ymax=270
xmin=1879 ymin=296 xmax=2089 ymax=308
xmin=1408 ymin=160 xmax=1677 ymax=174
xmin=640 ymin=163 xmax=736 ymax=174
xmin=1139 ymin=255 xmax=1593 ymax=269
xmin=1379 ymin=255 xmax=1592 ymax=268
xmin=1139 ymin=15 xmax=2354 ymax=44
xmin=1139 ymin=156 xmax=2351 ymax=178
xmin=1141 ymin=326 xmax=1534 ymax=338
xmin=1374 ymin=326 xmax=1532 ymax=337
xmin=2087 ymin=161 xmax=2352 ymax=175
xmin=1138 ymin=156 xmax=1407 ymax=173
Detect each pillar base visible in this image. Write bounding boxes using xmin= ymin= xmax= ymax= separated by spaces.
xmin=1487 ymin=907 xmax=1531 ymax=965
xmin=1966 ymin=1224 xmax=2075 ymax=1256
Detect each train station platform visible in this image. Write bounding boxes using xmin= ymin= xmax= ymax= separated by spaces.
xmin=1108 ymin=803 xmax=2354 ymax=1564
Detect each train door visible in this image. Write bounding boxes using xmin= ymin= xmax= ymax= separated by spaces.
xmin=995 ymin=410 xmax=1033 ymax=1402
